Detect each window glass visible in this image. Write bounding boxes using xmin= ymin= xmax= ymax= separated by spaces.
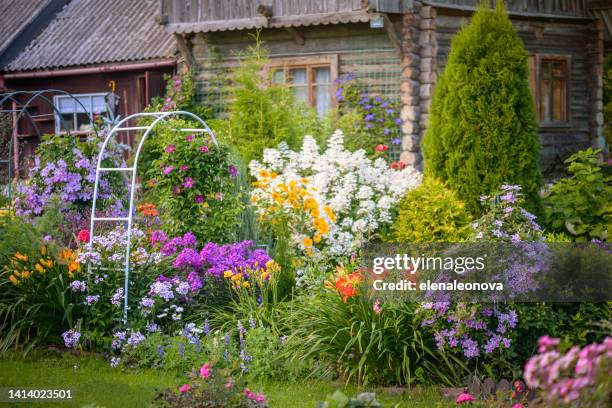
xmin=290 ymin=68 xmax=307 ymax=85
xmin=55 ymin=93 xmax=107 ymax=133
xmin=92 ymin=95 xmax=106 ymax=114
xmin=314 ymin=67 xmax=330 ymax=84
xmin=58 ymin=97 xmax=76 ymax=113
xmin=272 ymin=69 xmax=285 ymax=84
xmin=538 ymin=58 xmax=568 ymax=124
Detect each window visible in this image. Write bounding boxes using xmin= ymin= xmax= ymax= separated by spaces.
xmin=54 ymin=93 xmax=107 ymax=134
xmin=270 ymin=57 xmax=337 ymax=116
xmin=529 ymin=55 xmax=570 ymax=125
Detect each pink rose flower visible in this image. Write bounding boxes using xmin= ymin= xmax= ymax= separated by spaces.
xmin=456 ymin=392 xmax=475 ymax=404
xmin=199 ymin=363 xmax=211 ymax=378
xmin=179 ymin=384 xmax=190 ymax=393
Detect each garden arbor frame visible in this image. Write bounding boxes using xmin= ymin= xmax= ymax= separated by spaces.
xmin=0 ymin=89 xmax=99 ymax=211
xmin=89 ymin=111 xmax=217 ymax=323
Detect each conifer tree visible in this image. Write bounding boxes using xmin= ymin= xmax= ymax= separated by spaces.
xmin=422 ymin=1 xmax=542 ymax=213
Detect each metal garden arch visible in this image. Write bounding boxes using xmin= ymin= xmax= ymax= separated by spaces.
xmin=89 ymin=111 xmax=217 ymax=322
xmin=0 ymin=89 xmax=99 ymax=211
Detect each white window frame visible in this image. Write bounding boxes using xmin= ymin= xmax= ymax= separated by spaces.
xmin=54 ymin=92 xmax=108 ymax=134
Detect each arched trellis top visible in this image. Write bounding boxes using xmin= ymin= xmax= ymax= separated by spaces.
xmin=88 ymin=110 xmax=218 ymax=322
xmin=0 ymin=89 xmax=101 ymax=212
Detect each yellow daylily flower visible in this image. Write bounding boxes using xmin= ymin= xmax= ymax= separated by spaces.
xmin=9 ymin=275 xmax=18 ymax=285
xmin=13 ymin=252 xmax=28 ymax=262
xmin=35 ymin=264 xmax=45 ymax=273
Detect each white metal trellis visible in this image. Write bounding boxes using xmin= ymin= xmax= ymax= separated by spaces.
xmin=89 ymin=111 xmax=218 ymax=323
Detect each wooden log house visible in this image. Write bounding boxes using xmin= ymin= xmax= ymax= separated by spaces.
xmin=160 ymin=0 xmax=611 ymax=172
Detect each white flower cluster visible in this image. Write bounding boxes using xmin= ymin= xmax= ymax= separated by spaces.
xmin=77 ymin=225 xmax=162 ymax=267
xmin=250 ymin=130 xmax=422 ymax=258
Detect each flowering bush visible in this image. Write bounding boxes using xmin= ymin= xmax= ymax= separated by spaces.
xmin=419 ymin=302 xmax=518 ymax=368
xmin=0 ymin=244 xmax=79 ymax=351
xmin=524 ymin=336 xmax=611 ymax=407
xmin=15 ymin=131 xmax=127 ymax=218
xmin=471 ymin=185 xmax=544 ymax=242
xmin=250 ymin=130 xmax=421 ymax=261
xmin=153 ymin=362 xmax=268 ymax=407
xmin=334 ymin=74 xmax=403 ymax=157
xmin=144 ymin=120 xmax=244 ymax=243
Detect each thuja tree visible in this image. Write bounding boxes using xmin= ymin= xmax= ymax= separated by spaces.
xmin=422 ymin=1 xmax=542 ymax=214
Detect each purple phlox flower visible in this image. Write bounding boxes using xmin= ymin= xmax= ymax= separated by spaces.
xmin=162 ymin=166 xmax=174 ymax=175
xmin=187 ymin=271 xmax=203 ymax=292
xmin=126 ymin=331 xmax=145 ymax=347
xmin=228 ymin=165 xmax=238 ymax=178
xmin=146 ymin=322 xmax=159 ymax=333
xmin=62 ymin=329 xmax=81 ymax=348
xmin=383 ymin=128 xmax=390 ymax=135
xmin=111 ymin=287 xmax=124 ymax=306
xmin=150 ymin=230 xmax=168 ymax=245
xmin=461 ymin=338 xmax=480 ymax=358
xmin=165 ymin=144 xmax=175 ymax=154
xmin=175 ymin=281 xmax=191 ymax=296
xmin=180 ymin=165 xmax=189 ymax=171
xmin=183 ymin=177 xmax=194 ymax=188
xmin=85 ymin=295 xmax=100 ymax=305
xmin=70 ymin=280 xmax=88 ymax=292
xmin=149 ymin=280 xmax=174 ymax=301
xmin=199 ymin=145 xmax=209 ymax=153
xmin=392 ymin=137 xmax=401 ymax=145
xmin=195 ymin=195 xmax=204 ymax=204
xmin=140 ymin=297 xmax=154 ymax=309
xmin=185 ymin=134 xmax=194 ymax=142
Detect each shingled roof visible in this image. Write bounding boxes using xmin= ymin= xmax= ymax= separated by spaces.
xmin=0 ymin=0 xmax=51 ymax=56
xmin=4 ymin=0 xmax=176 ymax=72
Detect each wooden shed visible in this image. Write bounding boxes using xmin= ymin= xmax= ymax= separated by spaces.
xmin=161 ymin=0 xmax=609 ymax=172
xmin=0 ymin=0 xmax=178 ymax=176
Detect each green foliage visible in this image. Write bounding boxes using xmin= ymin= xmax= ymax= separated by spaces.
xmin=389 ymin=178 xmax=472 ymax=242
xmin=513 ymin=302 xmax=611 ymax=372
xmin=0 ymin=216 xmax=43 ymax=267
xmin=422 ymin=1 xmax=542 ymax=214
xmin=216 ymin=32 xmax=319 ymax=164
xmin=138 ymin=71 xmax=210 ymax=175
xmin=317 ymin=390 xmax=381 ymax=408
xmin=284 ymin=290 xmax=468 ymax=386
xmin=143 ymin=118 xmax=244 ymax=243
xmin=604 ymin=54 xmax=612 ymax=148
xmin=0 ymin=245 xmax=77 ymax=353
xmin=542 ymin=148 xmax=611 ymax=242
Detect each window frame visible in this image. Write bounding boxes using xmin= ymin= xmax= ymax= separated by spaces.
xmin=529 ymin=54 xmax=571 ymax=128
xmin=53 ymin=92 xmax=108 ymax=135
xmin=268 ymin=55 xmax=339 ymax=113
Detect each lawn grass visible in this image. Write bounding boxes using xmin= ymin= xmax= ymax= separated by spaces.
xmin=0 ymin=352 xmax=466 ymax=407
